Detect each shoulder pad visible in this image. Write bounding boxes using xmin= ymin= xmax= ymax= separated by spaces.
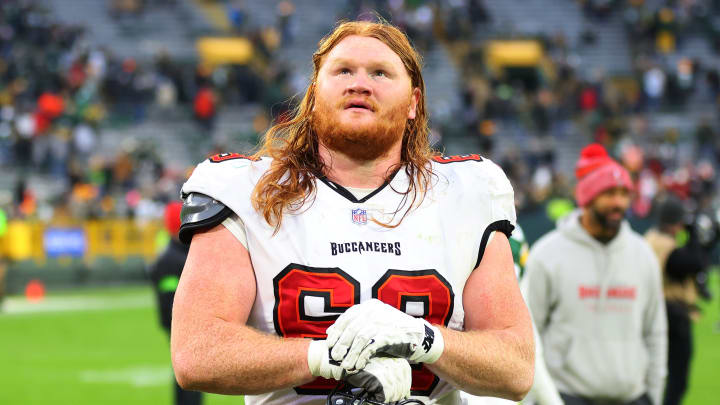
xmin=179 ymin=192 xmax=233 ymax=244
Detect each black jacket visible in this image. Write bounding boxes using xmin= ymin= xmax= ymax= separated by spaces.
xmin=148 ymin=238 xmax=190 ymax=331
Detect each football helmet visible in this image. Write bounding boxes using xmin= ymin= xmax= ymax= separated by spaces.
xmin=327 ymin=382 xmax=425 ymax=405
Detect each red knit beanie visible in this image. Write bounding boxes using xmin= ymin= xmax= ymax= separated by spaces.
xmin=575 ymin=144 xmax=634 ymax=206
xmin=164 ymin=201 xmax=183 ymax=236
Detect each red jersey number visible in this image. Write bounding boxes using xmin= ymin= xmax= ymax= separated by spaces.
xmin=372 ymin=269 xmax=454 ymax=396
xmin=273 ymin=266 xmax=454 ymax=396
xmin=273 ymin=264 xmax=360 ymax=394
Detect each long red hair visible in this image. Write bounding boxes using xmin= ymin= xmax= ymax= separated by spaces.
xmin=252 ymin=20 xmax=437 ymax=232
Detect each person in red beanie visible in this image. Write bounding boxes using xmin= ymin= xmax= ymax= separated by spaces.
xmin=574 ymin=143 xmax=636 ymax=242
xmin=148 ymin=201 xmax=203 ymax=405
xmin=522 ymin=144 xmax=667 ymax=405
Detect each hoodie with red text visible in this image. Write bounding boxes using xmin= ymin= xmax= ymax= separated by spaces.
xmin=521 ymin=210 xmax=667 ymax=405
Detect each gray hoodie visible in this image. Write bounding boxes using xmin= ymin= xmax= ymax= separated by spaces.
xmin=521 ymin=210 xmax=667 ymax=405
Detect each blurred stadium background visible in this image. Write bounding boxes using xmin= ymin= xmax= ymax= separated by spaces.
xmin=0 ymin=0 xmax=719 ymax=404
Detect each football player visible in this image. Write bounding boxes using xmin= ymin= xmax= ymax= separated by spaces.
xmin=171 ymin=20 xmax=534 ymax=405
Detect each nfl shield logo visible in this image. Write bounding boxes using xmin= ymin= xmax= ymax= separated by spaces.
xmin=352 ymin=208 xmax=368 ymax=225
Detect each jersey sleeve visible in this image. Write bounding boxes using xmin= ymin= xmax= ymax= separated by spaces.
xmin=483 ymin=158 xmax=517 ymax=227
xmin=432 ymin=155 xmax=517 ymax=270
xmin=180 ymin=154 xmax=265 ymax=241
xmin=182 ymin=156 xmax=255 ymax=201
xmin=466 ymin=158 xmax=517 ymax=268
xmin=222 ymin=214 xmax=249 ymax=249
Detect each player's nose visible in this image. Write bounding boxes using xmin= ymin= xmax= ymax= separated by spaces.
xmin=345 ymin=72 xmax=372 ymax=96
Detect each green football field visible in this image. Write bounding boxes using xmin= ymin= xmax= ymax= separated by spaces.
xmin=0 ymin=286 xmax=242 ymax=405
xmin=1 ymin=275 xmax=718 ymax=405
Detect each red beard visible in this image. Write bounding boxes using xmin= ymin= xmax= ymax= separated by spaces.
xmin=311 ymin=96 xmax=409 ymax=161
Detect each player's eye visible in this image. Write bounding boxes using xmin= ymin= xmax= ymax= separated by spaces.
xmin=338 ymin=68 xmax=351 ymax=75
xmin=373 ymin=70 xmax=386 ymax=77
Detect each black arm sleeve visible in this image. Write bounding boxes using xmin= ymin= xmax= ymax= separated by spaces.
xmin=178 ymin=192 xmax=233 ymax=244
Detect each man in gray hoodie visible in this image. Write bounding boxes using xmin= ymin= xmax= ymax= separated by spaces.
xmin=521 ymin=144 xmax=667 ymax=405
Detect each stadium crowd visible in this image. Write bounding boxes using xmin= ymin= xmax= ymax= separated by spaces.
xmin=434 ymin=0 xmax=720 ymax=220
xmin=0 ymin=0 xmax=298 ymax=224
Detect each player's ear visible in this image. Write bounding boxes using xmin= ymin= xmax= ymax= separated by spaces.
xmin=407 ymin=87 xmax=420 ymax=120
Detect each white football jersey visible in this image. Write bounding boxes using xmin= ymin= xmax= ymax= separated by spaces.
xmin=182 ymin=153 xmax=517 ymax=405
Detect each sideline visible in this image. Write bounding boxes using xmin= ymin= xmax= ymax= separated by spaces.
xmin=2 ymin=292 xmax=153 ymax=315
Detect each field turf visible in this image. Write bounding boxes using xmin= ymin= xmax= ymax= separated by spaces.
xmin=1 ymin=275 xmax=718 ymax=405
xmin=0 ymin=286 xmax=241 ymax=404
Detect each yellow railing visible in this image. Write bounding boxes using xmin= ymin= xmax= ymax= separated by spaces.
xmin=1 ymin=220 xmax=166 ymax=263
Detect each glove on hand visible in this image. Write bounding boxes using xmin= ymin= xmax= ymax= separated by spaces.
xmin=308 ymin=339 xmax=411 ymax=403
xmin=326 ymin=299 xmax=444 ymax=371
xmin=307 ymin=339 xmax=345 ymax=381
xmin=345 ymin=356 xmax=411 ymax=403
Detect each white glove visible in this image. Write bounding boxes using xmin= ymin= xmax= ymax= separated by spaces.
xmin=326 ymin=299 xmax=444 ymax=371
xmin=307 ymin=339 xmax=411 ymax=403
xmin=345 ymin=356 xmax=412 ymax=403
xmin=307 ymin=339 xmax=345 ymax=380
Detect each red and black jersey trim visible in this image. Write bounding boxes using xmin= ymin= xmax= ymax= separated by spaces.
xmin=474 ymin=220 xmax=515 ymax=269
xmin=208 ymin=152 xmax=260 ymax=163
xmin=432 ymin=154 xmax=483 ymax=164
